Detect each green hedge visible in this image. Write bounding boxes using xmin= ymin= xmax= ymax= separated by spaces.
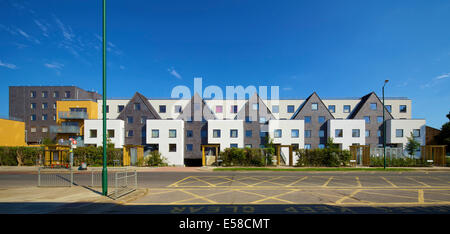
xmin=220 ymin=148 xmax=271 ymax=166
xmin=295 ymin=148 xmax=352 ymax=167
xmin=73 ymin=146 xmax=123 ymax=167
xmin=0 ymin=146 xmax=44 ymax=166
xmin=370 ymin=157 xmax=430 ymax=167
xmin=144 ymin=151 xmax=168 ymax=167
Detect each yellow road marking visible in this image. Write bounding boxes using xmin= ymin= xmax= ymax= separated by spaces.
xmin=170 ymin=189 xmax=233 ymax=204
xmin=322 ymin=176 xmax=334 ymax=187
xmin=286 ymin=176 xmax=308 ymax=187
xmin=167 ymin=176 xmax=193 ymax=187
xmin=407 ymin=177 xmax=431 ymax=187
xmin=249 ymin=176 xmax=285 ymax=187
xmin=177 ymin=189 xmax=217 ymax=204
xmin=380 ymin=176 xmax=398 ymax=188
xmin=191 ymin=176 xmax=217 ymax=187
xmin=249 ymin=190 xmax=298 ymax=204
xmin=356 ymin=177 xmax=362 ymax=187
xmin=418 ymin=189 xmax=424 ymax=204
xmin=335 ymin=189 xmax=362 ymax=204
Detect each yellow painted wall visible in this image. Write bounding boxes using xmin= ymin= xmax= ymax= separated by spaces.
xmin=56 ymin=100 xmax=98 ymax=136
xmin=0 ymin=119 xmax=27 ymax=146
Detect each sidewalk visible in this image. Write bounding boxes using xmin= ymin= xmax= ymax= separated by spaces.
xmin=0 ymin=166 xmax=213 ymax=173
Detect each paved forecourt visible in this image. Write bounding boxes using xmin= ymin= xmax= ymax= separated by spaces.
xmin=125 ymin=171 xmax=450 ymax=207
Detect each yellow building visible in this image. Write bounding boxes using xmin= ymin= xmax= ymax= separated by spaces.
xmin=51 ymin=100 xmax=98 ymax=144
xmin=0 ymin=118 xmax=27 ymax=146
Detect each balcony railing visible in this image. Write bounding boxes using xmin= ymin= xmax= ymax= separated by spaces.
xmin=50 ymin=125 xmax=80 ymax=134
xmin=58 ymin=111 xmax=88 ymax=119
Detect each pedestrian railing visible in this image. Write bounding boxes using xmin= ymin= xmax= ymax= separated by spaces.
xmin=37 ymin=167 xmax=73 ymax=187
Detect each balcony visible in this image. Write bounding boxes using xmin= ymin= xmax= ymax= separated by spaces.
xmin=58 ymin=111 xmax=88 ymax=119
xmin=50 ymin=125 xmax=80 ymax=134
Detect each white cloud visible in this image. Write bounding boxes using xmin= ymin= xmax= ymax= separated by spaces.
xmin=33 ymin=19 xmax=49 ymax=37
xmin=44 ymin=62 xmax=64 ymax=75
xmin=0 ymin=60 xmax=17 ymax=69
xmin=54 ymin=16 xmax=74 ymax=41
xmin=435 ymin=73 xmax=450 ymax=80
xmin=168 ymin=67 xmax=182 ymax=79
xmin=421 ymin=72 xmax=450 ymax=89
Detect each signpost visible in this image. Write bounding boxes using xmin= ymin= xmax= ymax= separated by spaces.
xmin=102 ymin=0 xmax=108 ymax=196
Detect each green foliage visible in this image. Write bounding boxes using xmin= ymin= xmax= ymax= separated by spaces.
xmin=220 ymin=147 xmax=267 ymax=166
xmin=405 ymin=132 xmax=421 ymax=158
xmin=145 ymin=151 xmax=168 ymax=167
xmin=72 ymin=145 xmax=123 ymax=167
xmin=0 ymin=146 xmax=44 ymax=166
xmin=370 ymin=157 xmax=429 ymax=167
xmin=295 ymin=148 xmax=351 ymax=167
xmin=436 ymin=120 xmax=450 ymax=153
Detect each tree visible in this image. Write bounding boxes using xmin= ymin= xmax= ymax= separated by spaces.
xmin=405 ymin=132 xmax=421 ymax=158
xmin=435 ymin=111 xmax=450 ymax=153
xmin=325 ymin=137 xmax=338 ymax=149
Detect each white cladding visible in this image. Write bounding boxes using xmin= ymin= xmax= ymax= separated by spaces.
xmin=83 ymin=119 xmax=125 ymax=148
xmin=327 ymin=119 xmax=366 ymax=150
xmin=386 ymin=119 xmax=426 ymax=147
xmin=207 ymin=120 xmax=244 ymax=149
xmin=268 ymin=119 xmax=305 ymax=165
xmin=146 ymin=119 xmax=184 ymax=166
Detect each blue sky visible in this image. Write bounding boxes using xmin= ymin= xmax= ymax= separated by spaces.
xmin=0 ymin=0 xmax=449 ymax=128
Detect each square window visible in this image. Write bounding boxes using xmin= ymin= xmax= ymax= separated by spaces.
xmin=304 ymin=130 xmax=311 ymax=138
xmin=364 ymin=116 xmax=370 ymax=123
xmin=90 ymin=129 xmax=97 ymax=138
xmin=53 ymin=103 xmax=57 ymax=109
xmin=260 ymin=131 xmax=268 ymax=137
xmin=159 ymin=105 xmax=166 ymax=113
xmin=42 ymin=103 xmax=48 ymax=109
xmin=335 ymin=129 xmax=343 ymax=138
xmin=304 ymin=144 xmax=311 ymax=149
xmin=127 ymin=130 xmax=134 ymax=137
xmin=213 ymin=129 xmax=221 ymax=138
xmin=370 ymin=103 xmax=377 ymax=110
xmin=169 ymin=129 xmax=177 ymax=138
xmin=287 ymin=105 xmax=295 ymax=113
xmin=141 ymin=116 xmax=147 ymax=124
xmin=413 ymin=129 xmax=420 ymax=137
xmin=186 ymin=144 xmax=193 ymax=151
xmin=377 ymin=116 xmax=383 ymax=123
xmin=396 ymin=129 xmax=403 ymax=137
xmin=169 ymin=144 xmax=177 ymax=152
xmin=245 ymin=144 xmax=252 ymax=148
xmin=365 ymin=130 xmax=370 ymax=137
xmin=292 ymin=144 xmax=299 ymax=151
xmin=41 ymin=91 xmax=48 ymax=98
xmin=274 ymin=129 xmax=282 ymax=138
xmin=30 ymin=91 xmax=36 ymax=98
xmin=53 ymin=91 xmax=59 ymax=98
xmin=108 ymin=129 xmax=115 ymax=138
xmin=259 ymin=117 xmax=266 ymax=124
xmin=127 ymin=116 xmax=133 ymax=124
xmin=31 ymin=115 xmax=36 ymax=121
xmin=352 ymin=129 xmax=360 ymax=138
xmin=318 ymin=116 xmax=325 ymax=123
xmin=252 ymin=103 xmax=259 ymax=110
xmin=230 ymin=144 xmax=238 ymax=148
xmin=319 ymin=130 xmax=325 ymax=138
xmin=343 ymin=105 xmax=351 ymax=113
xmin=152 ymin=130 xmax=159 ymax=138
xmin=174 ymin=105 xmax=182 ymax=113
xmin=400 ymin=105 xmax=407 ymax=113
xmin=311 ymin=103 xmax=318 ymax=110
xmin=245 ymin=116 xmax=252 ymax=123
xmin=42 ymin=114 xmax=47 ymax=120
xmin=42 ymin=127 xmax=48 ymax=133
xmin=134 ymin=103 xmax=141 ymax=110
xmin=328 ymin=105 xmax=335 ymax=113
xmin=187 ymin=130 xmax=193 ymax=137
xmin=291 ymin=129 xmax=299 ymax=138
xmin=272 ymin=105 xmax=279 ymax=113
xmin=305 ymin=116 xmax=311 ymax=123
xmin=64 ymin=91 xmax=71 ymax=98
xmin=230 ymin=129 xmax=238 ymax=138
xmin=30 ymin=103 xmax=36 ymax=109
xmin=215 ymin=105 xmax=223 ymax=113
xmin=30 ymin=127 xmax=36 ymax=133
xmin=201 ymin=130 xmax=207 ymax=138
xmin=118 ymin=105 xmax=124 ymax=112
xmin=318 ymin=144 xmax=325 ymax=149
xmin=377 ymin=130 xmax=381 ymax=137
xmin=246 ymin=130 xmax=253 ymax=137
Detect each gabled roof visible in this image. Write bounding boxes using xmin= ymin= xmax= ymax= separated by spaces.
xmin=291 ymin=92 xmax=335 ymax=120
xmin=235 ymin=92 xmax=275 ymax=120
xmin=347 ymin=92 xmax=394 ymax=119
xmin=177 ymin=92 xmax=217 ymax=121
xmin=117 ymin=92 xmax=161 ymax=120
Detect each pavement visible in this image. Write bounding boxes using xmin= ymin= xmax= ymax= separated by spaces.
xmin=0 ymin=166 xmax=449 ymax=214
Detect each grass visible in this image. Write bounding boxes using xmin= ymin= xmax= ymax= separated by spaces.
xmin=213 ymin=167 xmax=416 ymax=172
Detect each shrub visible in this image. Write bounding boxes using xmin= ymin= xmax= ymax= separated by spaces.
xmin=145 ymin=151 xmax=168 ymax=167
xmin=220 ymin=148 xmax=267 ymax=166
xmin=295 ymin=148 xmax=351 ymax=167
xmin=370 ymin=157 xmax=429 ymax=167
xmin=73 ymin=146 xmax=123 ymax=166
xmin=0 ymin=146 xmax=44 ymax=166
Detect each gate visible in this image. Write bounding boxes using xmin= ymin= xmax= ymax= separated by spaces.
xmin=349 ymin=145 xmax=370 ymax=166
xmin=421 ymin=145 xmax=447 ymax=166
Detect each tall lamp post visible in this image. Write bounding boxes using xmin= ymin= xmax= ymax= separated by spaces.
xmin=102 ymin=0 xmax=108 ymax=196
xmin=382 ymin=79 xmax=389 ymax=170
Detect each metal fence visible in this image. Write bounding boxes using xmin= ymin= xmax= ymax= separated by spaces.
xmin=370 ymin=147 xmax=406 ymax=159
xmin=37 ymin=167 xmax=138 ymax=199
xmin=37 ymin=167 xmax=73 ymax=187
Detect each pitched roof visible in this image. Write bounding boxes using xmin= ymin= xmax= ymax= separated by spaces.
xmin=117 ymin=92 xmax=161 ymax=120
xmin=235 ymin=92 xmax=275 ymax=120
xmin=291 ymin=92 xmax=335 ymax=120
xmin=177 ymin=92 xmax=217 ymax=121
xmin=347 ymin=92 xmax=394 ymax=119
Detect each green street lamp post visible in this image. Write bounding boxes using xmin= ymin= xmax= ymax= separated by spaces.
xmin=382 ymin=79 xmax=389 ymax=170
xmin=102 ymin=0 xmax=108 ymax=196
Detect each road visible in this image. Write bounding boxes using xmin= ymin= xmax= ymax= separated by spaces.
xmin=1 ymin=169 xmax=450 ymax=214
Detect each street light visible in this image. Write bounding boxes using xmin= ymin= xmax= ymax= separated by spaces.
xmin=382 ymin=79 xmax=389 ymax=170
xmin=102 ymin=0 xmax=108 ymax=196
